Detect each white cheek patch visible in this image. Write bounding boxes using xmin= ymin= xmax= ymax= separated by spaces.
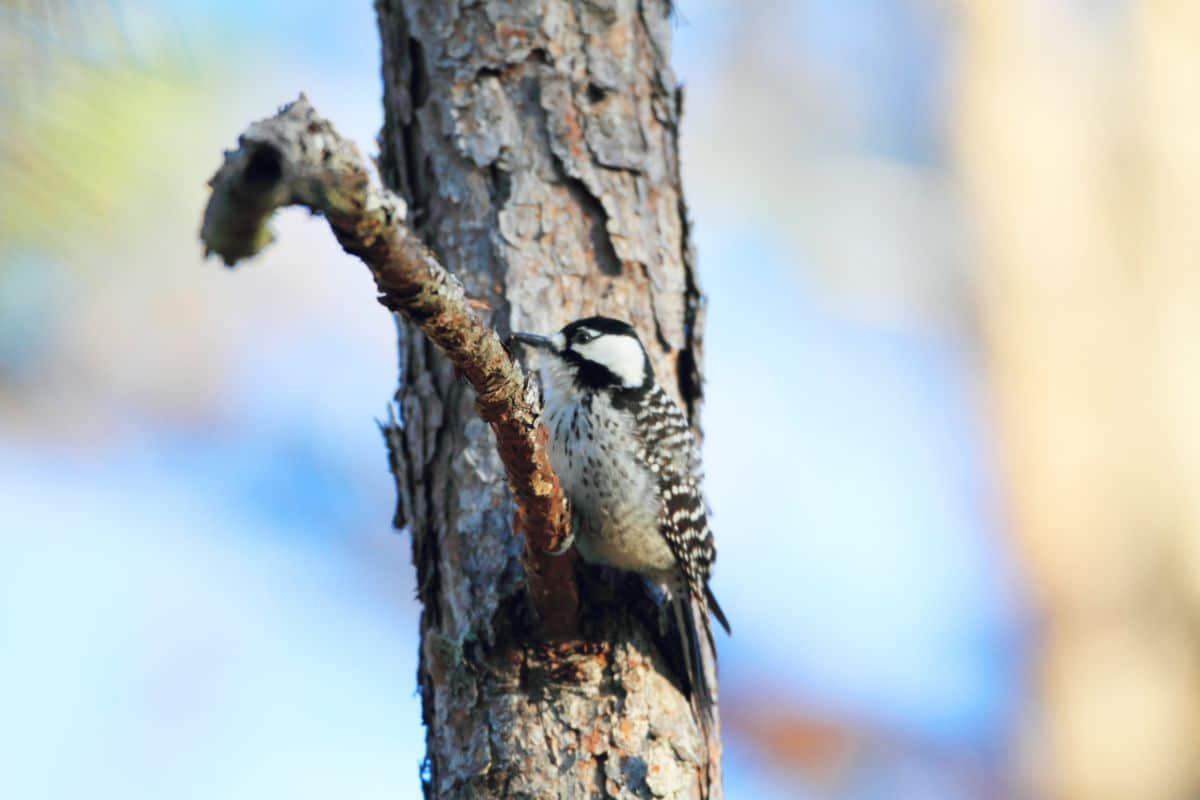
xmin=573 ymin=335 xmax=646 ymax=387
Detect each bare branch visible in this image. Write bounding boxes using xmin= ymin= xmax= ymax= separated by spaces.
xmin=200 ymin=95 xmax=576 ymax=633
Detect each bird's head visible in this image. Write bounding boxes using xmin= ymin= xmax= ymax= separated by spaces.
xmin=510 ymin=316 xmax=652 ymax=394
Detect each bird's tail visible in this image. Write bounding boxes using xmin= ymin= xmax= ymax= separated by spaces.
xmin=673 ymin=592 xmax=718 ymax=736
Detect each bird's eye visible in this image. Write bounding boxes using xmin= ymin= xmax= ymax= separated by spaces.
xmin=573 ymin=330 xmax=596 ymax=345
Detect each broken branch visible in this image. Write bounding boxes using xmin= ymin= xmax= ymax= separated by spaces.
xmin=200 ymin=95 xmax=574 ymax=631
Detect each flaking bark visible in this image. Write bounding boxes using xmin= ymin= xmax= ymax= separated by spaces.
xmin=375 ymin=1 xmax=716 ymax=796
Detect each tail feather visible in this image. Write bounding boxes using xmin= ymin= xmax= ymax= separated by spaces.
xmin=673 ymin=594 xmax=717 ymax=734
xmin=706 ymin=585 xmax=731 ymax=636
xmin=672 ymin=590 xmax=729 ymax=798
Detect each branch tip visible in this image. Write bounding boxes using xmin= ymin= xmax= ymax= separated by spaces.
xmin=199 ymin=96 xmax=574 ymax=630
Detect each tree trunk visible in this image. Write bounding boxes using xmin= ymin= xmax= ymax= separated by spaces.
xmin=955 ymin=3 xmax=1200 ymax=799
xmin=373 ymin=1 xmax=716 ymax=797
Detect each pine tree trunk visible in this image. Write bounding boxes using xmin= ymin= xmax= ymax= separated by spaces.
xmin=955 ymin=3 xmax=1200 ymax=798
xmin=373 ymin=1 xmax=717 ymax=796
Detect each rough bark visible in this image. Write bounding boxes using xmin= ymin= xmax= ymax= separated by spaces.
xmin=199 ymin=0 xmax=712 ymax=794
xmin=375 ymin=1 xmax=713 ymax=798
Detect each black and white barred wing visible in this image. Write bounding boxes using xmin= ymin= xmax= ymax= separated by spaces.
xmin=633 ymin=386 xmax=726 ymax=627
xmin=634 ymin=385 xmax=730 ymax=732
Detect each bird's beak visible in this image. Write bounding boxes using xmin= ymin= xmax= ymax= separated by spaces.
xmin=509 ymin=332 xmax=557 ymax=351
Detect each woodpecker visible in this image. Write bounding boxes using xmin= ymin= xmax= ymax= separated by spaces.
xmin=510 ymin=316 xmax=730 ymax=728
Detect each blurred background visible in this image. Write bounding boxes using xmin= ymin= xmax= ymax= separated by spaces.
xmin=3 ymin=1 xmax=1197 ymax=798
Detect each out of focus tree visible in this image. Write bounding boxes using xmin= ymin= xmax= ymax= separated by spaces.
xmin=956 ymin=3 xmax=1200 ymax=799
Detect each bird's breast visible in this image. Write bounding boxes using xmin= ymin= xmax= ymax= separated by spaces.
xmin=545 ymin=397 xmax=675 ymax=575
